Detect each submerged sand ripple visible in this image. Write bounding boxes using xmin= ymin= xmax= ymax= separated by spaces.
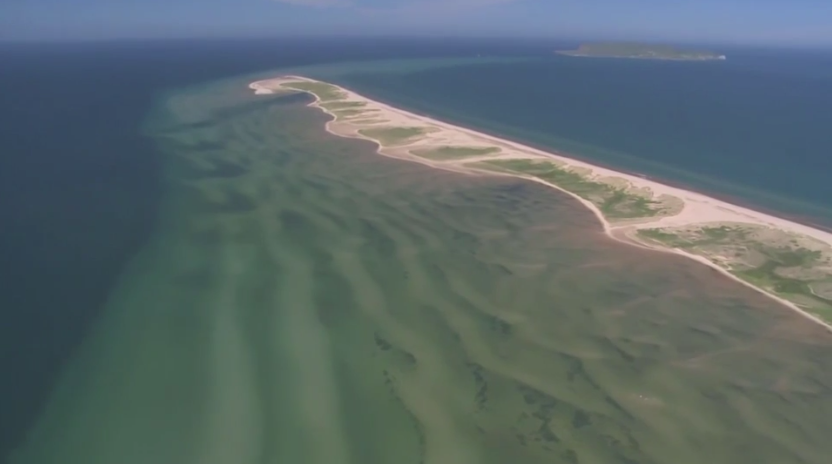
xmin=10 ymin=80 xmax=832 ymax=464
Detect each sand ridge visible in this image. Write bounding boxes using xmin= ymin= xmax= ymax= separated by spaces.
xmin=250 ymin=77 xmax=832 ymax=332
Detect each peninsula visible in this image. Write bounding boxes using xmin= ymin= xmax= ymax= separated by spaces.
xmin=250 ymin=76 xmax=832 ymax=330
xmin=557 ymin=43 xmax=726 ymax=61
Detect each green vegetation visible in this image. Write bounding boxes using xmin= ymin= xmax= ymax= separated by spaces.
xmin=637 ymin=229 xmax=683 ymax=246
xmin=472 ymin=159 xmax=555 ymax=175
xmin=350 ymin=118 xmax=387 ymax=125
xmin=639 ymin=225 xmax=750 ymax=249
xmin=637 ymin=225 xmax=832 ymax=321
xmin=700 ymin=225 xmax=734 ymax=240
xmin=734 ymin=248 xmax=827 ymax=305
xmin=283 ymin=81 xmax=346 ymax=102
xmin=739 ymin=264 xmax=808 ymax=295
xmin=557 ymin=43 xmax=725 ymax=61
xmin=320 ymin=101 xmax=366 ymax=111
xmin=470 ymin=159 xmax=668 ymax=220
xmin=411 ymin=146 xmax=501 ymax=160
xmin=331 ymin=109 xmax=367 ymax=118
xmin=359 ymin=127 xmax=430 ymax=146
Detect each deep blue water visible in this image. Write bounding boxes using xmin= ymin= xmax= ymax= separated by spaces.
xmin=1 ymin=38 xmax=831 ymax=458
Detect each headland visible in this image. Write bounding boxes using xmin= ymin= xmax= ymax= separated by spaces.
xmin=250 ymin=76 xmax=832 ymax=330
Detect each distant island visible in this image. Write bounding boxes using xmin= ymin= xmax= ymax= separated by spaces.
xmin=557 ymin=43 xmax=726 ymax=61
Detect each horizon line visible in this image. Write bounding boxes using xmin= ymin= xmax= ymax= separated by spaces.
xmin=1 ymin=35 xmax=832 ymax=51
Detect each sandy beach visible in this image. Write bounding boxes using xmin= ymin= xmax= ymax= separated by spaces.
xmin=249 ymin=77 xmax=832 ymax=332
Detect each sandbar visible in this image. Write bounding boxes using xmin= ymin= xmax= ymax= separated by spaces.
xmin=249 ymin=77 xmax=832 ymax=331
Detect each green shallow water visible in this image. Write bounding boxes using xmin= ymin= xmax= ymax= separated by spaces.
xmin=11 ymin=77 xmax=832 ymax=464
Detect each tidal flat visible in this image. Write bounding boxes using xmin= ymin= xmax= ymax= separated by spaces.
xmin=11 ymin=81 xmax=832 ymax=464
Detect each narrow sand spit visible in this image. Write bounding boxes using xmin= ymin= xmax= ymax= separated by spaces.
xmin=249 ymin=77 xmax=832 ymax=332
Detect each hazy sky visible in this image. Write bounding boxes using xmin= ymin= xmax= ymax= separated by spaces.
xmin=2 ymin=0 xmax=831 ymax=46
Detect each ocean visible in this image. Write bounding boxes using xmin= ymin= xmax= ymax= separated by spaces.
xmin=2 ymin=38 xmax=831 ymax=463
xmin=0 ymin=37 xmax=505 ymax=457
xmin=0 ymin=38 xmax=525 ymax=456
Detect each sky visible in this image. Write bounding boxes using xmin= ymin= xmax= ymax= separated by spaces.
xmin=2 ymin=0 xmax=831 ymax=46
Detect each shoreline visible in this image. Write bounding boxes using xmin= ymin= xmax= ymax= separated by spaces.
xmin=332 ymin=83 xmax=832 ymax=232
xmin=249 ymin=77 xmax=832 ymax=333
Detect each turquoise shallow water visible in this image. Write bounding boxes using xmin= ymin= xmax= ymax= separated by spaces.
xmin=10 ymin=72 xmax=832 ymax=464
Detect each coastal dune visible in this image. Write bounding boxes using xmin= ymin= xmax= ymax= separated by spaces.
xmin=250 ymin=76 xmax=832 ymax=331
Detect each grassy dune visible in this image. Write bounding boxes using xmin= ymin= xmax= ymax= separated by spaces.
xmin=638 ymin=224 xmax=832 ymax=321
xmin=283 ymin=81 xmax=346 ymax=102
xmin=320 ymin=101 xmax=367 ymax=111
xmin=469 ymin=159 xmax=674 ymax=220
xmin=359 ymin=127 xmax=432 ymax=146
xmin=411 ymin=146 xmax=501 ymax=160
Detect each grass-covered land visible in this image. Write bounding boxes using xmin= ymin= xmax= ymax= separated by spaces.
xmin=283 ymin=81 xmax=346 ymax=102
xmin=350 ymin=118 xmax=387 ymax=125
xmin=411 ymin=146 xmax=501 ymax=160
xmin=637 ymin=225 xmax=832 ymax=321
xmin=469 ymin=159 xmax=671 ymax=220
xmin=330 ymin=109 xmax=367 ymax=118
xmin=738 ymin=249 xmax=820 ymax=293
xmin=359 ymin=127 xmax=430 ymax=146
xmin=636 ymin=229 xmax=684 ymax=246
xmin=639 ymin=226 xmax=748 ymax=248
xmin=320 ymin=101 xmax=366 ymax=111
